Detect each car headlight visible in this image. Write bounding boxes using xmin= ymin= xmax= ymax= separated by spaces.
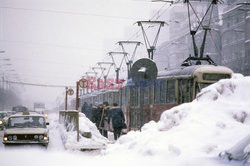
xmin=8 ymin=135 xmax=12 ymax=141
xmin=13 ymin=135 xmax=17 ymax=141
xmin=44 ymin=136 xmax=48 ymax=141
xmin=0 ymin=120 xmax=3 ymax=125
xmin=34 ymin=135 xmax=39 ymax=139
xmin=39 ymin=135 xmax=44 ymax=140
xmin=3 ymin=137 xmax=7 ymax=141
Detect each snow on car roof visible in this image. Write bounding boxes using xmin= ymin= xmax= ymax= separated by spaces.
xmin=9 ymin=111 xmax=45 ymax=118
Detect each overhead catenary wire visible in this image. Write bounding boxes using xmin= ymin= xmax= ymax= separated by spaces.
xmin=0 ymin=6 xmax=143 ymax=20
xmin=0 ymin=80 xmax=74 ymax=88
xmin=98 ymin=1 xmax=174 ymax=65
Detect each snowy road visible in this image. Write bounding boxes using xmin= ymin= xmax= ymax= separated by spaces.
xmin=1 ymin=71 xmax=250 ymax=166
xmin=0 ymin=113 xmax=245 ymax=166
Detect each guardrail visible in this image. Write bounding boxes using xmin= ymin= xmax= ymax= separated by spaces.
xmin=59 ymin=110 xmax=80 ymax=141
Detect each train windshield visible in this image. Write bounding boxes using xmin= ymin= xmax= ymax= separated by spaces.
xmin=203 ymin=73 xmax=231 ymax=81
xmin=199 ymin=83 xmax=211 ymax=90
xmin=196 ymin=83 xmax=212 ymax=94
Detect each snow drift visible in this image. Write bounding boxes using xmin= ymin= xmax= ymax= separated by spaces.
xmin=104 ymin=74 xmax=250 ymax=164
xmin=59 ymin=112 xmax=108 ymax=150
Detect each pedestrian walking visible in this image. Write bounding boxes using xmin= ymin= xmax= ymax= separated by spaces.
xmin=109 ymin=103 xmax=125 ymax=140
xmin=99 ymin=101 xmax=109 ymax=138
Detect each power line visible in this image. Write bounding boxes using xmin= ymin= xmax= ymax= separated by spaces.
xmin=0 ymin=39 xmax=103 ymax=52
xmin=0 ymin=6 xmax=142 ymax=20
xmin=96 ymin=1 xmax=173 ymax=72
xmin=0 ymin=80 xmax=74 ymax=88
xmin=127 ymin=2 xmax=172 ymax=41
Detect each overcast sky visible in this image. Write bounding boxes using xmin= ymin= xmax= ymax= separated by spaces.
xmin=0 ymin=0 xmax=171 ymax=108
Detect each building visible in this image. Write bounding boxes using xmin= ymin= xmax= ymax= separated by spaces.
xmin=221 ymin=0 xmax=250 ymax=75
xmin=154 ymin=1 xmax=222 ymax=71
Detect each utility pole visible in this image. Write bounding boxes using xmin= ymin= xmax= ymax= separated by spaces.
xmin=108 ymin=51 xmax=128 ymax=84
xmin=97 ymin=62 xmax=114 ymax=88
xmin=65 ymin=87 xmax=68 ymax=110
xmin=136 ymin=21 xmax=165 ymax=60
xmin=117 ymin=41 xmax=142 ymax=78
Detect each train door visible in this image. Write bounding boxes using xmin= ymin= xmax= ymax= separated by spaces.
xmin=177 ymin=78 xmax=193 ymax=104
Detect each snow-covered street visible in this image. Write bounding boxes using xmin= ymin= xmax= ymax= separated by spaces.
xmin=0 ymin=75 xmax=250 ymax=166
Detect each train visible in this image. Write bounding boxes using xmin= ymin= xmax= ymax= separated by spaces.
xmin=79 ymin=64 xmax=233 ymax=131
xmin=78 ymin=0 xmax=233 ymax=131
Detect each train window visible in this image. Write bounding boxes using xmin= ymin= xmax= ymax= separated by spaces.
xmin=198 ymin=83 xmax=211 ymax=91
xmin=203 ymin=73 xmax=231 ymax=81
xmin=154 ymin=80 xmax=162 ymax=104
xmin=93 ymin=96 xmax=97 ymax=104
xmin=167 ymin=80 xmax=176 ymax=103
xmin=160 ymin=80 xmax=167 ymax=103
xmin=178 ymin=79 xmax=193 ymax=103
xmin=109 ymin=93 xmax=113 ymax=105
xmin=113 ymin=92 xmax=119 ymax=105
xmin=121 ymin=88 xmax=126 ymax=106
xmin=130 ymin=88 xmax=138 ymax=106
xmin=144 ymin=87 xmax=149 ymax=104
xmin=139 ymin=89 xmax=144 ymax=106
xmin=99 ymin=94 xmax=102 ymax=103
xmin=103 ymin=94 xmax=108 ymax=104
xmin=126 ymin=88 xmax=130 ymax=105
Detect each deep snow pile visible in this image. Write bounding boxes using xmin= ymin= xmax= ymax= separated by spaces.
xmin=59 ymin=112 xmax=108 ymax=150
xmin=104 ymin=74 xmax=250 ymax=163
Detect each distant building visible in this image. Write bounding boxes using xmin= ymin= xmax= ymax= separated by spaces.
xmin=154 ymin=1 xmax=222 ymax=71
xmin=221 ymin=0 xmax=250 ymax=75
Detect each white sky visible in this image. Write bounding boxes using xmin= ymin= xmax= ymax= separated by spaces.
xmin=0 ymin=0 xmax=171 ymax=108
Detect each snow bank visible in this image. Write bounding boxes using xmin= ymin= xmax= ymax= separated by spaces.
xmin=104 ymin=75 xmax=250 ymax=164
xmin=59 ymin=112 xmax=108 ymax=150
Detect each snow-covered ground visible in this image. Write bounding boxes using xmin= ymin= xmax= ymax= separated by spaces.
xmin=59 ymin=112 xmax=108 ymax=150
xmin=1 ymin=74 xmax=250 ymax=166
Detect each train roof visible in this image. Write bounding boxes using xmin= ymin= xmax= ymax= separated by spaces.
xmin=158 ymin=65 xmax=233 ymax=78
xmin=82 ymin=89 xmax=119 ymax=98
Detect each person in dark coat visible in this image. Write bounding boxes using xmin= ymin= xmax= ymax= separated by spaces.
xmin=99 ymin=102 xmax=109 ymax=138
xmin=92 ymin=103 xmax=103 ymax=133
xmin=109 ymin=103 xmax=125 ymax=140
xmin=81 ymin=102 xmax=88 ymax=114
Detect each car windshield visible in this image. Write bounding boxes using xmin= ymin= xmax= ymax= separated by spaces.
xmin=7 ymin=116 xmax=46 ymax=128
xmin=0 ymin=113 xmax=7 ymax=119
